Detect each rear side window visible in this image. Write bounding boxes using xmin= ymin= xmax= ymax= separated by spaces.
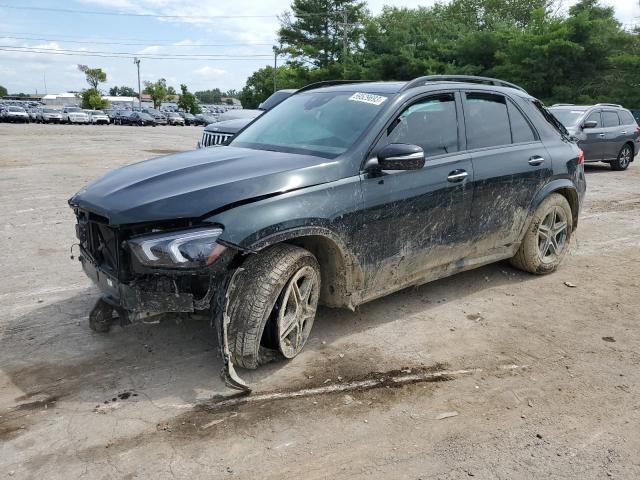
xmin=602 ymin=111 xmax=620 ymax=128
xmin=507 ymin=100 xmax=537 ymax=143
xmin=387 ymin=93 xmax=459 ymax=157
xmin=618 ymin=111 xmax=636 ymax=126
xmin=585 ymin=111 xmax=601 ymax=127
xmin=464 ymin=92 xmax=511 ymax=149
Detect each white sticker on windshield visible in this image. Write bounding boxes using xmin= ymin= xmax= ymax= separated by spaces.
xmin=349 ymin=92 xmax=387 ymax=106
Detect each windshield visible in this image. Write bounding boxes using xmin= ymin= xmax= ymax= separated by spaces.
xmin=90 ymin=110 xmax=104 ymax=115
xmin=549 ymin=108 xmax=586 ymax=127
xmin=43 ymin=108 xmax=57 ymax=113
xmin=231 ymin=91 xmax=389 ymax=158
xmin=66 ymin=107 xmax=81 ymax=112
xmin=8 ymin=107 xmax=25 ymax=112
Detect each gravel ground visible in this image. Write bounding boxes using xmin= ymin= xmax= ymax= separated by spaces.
xmin=1 ymin=123 xmax=639 ymax=479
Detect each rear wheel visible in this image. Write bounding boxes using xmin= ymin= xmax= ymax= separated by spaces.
xmin=510 ymin=193 xmax=572 ymax=275
xmin=227 ymin=244 xmax=321 ymax=369
xmin=611 ymin=144 xmax=633 ymax=171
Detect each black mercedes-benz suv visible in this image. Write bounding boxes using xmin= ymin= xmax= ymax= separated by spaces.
xmin=69 ymin=76 xmax=586 ymax=390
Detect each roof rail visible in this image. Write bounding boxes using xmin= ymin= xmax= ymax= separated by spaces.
xmin=552 ymin=103 xmax=575 ymax=107
xmin=295 ymin=80 xmax=372 ymax=94
xmin=401 ymin=75 xmax=527 ymax=93
xmin=595 ymin=103 xmax=623 ymax=108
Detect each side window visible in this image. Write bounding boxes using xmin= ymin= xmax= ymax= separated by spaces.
xmin=507 ymin=100 xmax=536 ymax=143
xmin=585 ymin=111 xmax=601 ymax=127
xmin=619 ymin=111 xmax=636 ymax=125
xmin=387 ymin=93 xmax=459 ymax=157
xmin=602 ymin=111 xmax=620 ymax=128
xmin=464 ymin=92 xmax=511 ymax=149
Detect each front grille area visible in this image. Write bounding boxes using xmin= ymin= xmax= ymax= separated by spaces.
xmin=201 ymin=131 xmax=233 ymax=148
xmin=76 ymin=210 xmax=120 ymax=277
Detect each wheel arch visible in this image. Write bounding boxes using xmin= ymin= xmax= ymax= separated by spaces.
xmin=244 ymin=227 xmax=363 ymax=310
xmin=529 ymin=180 xmax=580 ymax=231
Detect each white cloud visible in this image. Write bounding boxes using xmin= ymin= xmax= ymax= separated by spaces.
xmin=194 ymin=66 xmax=228 ymax=77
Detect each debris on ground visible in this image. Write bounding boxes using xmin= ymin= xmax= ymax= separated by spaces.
xmin=564 ymin=281 xmax=577 ymax=288
xmin=435 ymin=411 xmax=459 ymax=420
xmin=602 ymin=336 xmax=616 ymax=343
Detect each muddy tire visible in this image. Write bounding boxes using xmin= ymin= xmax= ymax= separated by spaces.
xmin=510 ymin=193 xmax=573 ymax=275
xmin=89 ymin=298 xmax=113 ymax=333
xmin=227 ymin=244 xmax=321 ymax=369
xmin=611 ymin=143 xmax=633 ymax=171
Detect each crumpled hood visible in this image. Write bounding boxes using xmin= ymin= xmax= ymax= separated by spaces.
xmin=69 ymin=146 xmax=341 ymax=225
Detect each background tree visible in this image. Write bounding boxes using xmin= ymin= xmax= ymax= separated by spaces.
xmin=279 ymin=0 xmax=367 ymax=68
xmin=77 ymin=65 xmax=107 ymax=90
xmin=195 ymin=88 xmax=222 ymax=104
xmin=0 ymin=85 xmax=7 ymax=97
xmin=109 ymin=86 xmax=138 ymax=97
xmin=177 ymin=84 xmax=201 ymax=114
xmin=80 ymin=88 xmax=109 ymax=109
xmin=143 ymin=78 xmax=169 ymax=108
xmin=167 ymin=86 xmax=177 ymax=96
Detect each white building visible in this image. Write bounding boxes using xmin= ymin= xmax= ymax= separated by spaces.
xmin=102 ymin=96 xmax=136 ymax=108
xmin=42 ymin=92 xmax=80 ymax=107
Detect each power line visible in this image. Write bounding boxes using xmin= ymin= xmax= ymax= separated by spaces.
xmin=0 ymin=47 xmax=276 ymax=61
xmin=0 ymin=34 xmax=274 ymax=48
xmin=0 ymin=4 xmax=337 ymax=19
xmin=0 ymin=45 xmax=272 ymax=58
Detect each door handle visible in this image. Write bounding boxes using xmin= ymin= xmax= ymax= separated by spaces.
xmin=621 ymin=131 xmax=627 ymax=135
xmin=447 ymin=170 xmax=468 ymax=182
xmin=598 ymin=133 xmax=605 ymax=137
xmin=528 ymin=156 xmax=545 ymax=166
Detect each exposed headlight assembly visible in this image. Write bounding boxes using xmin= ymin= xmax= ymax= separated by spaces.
xmin=128 ymin=227 xmax=226 ymax=269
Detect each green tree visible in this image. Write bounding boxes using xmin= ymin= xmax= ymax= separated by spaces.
xmin=143 ymin=78 xmax=169 ymax=108
xmin=77 ymin=65 xmax=107 ymax=90
xmin=195 ymin=88 xmax=222 ymax=104
xmin=279 ymin=0 xmax=368 ymax=68
xmin=167 ymin=85 xmax=177 ymax=96
xmin=109 ymin=86 xmax=137 ymax=97
xmin=80 ymin=88 xmax=109 ymax=109
xmin=177 ymin=84 xmax=201 ymax=114
xmin=0 ymin=85 xmax=7 ymax=97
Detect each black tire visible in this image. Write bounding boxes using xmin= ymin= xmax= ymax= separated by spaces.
xmin=227 ymin=244 xmax=321 ymax=369
xmin=89 ymin=299 xmax=113 ymax=333
xmin=510 ymin=193 xmax=573 ymax=275
xmin=611 ymin=143 xmax=633 ymax=171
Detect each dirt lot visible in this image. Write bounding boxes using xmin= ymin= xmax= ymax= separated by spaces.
xmin=1 ymin=123 xmax=639 ymax=479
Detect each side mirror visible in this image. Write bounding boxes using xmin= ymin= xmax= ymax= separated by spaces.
xmin=376 ymin=143 xmax=425 ymax=171
xmin=583 ymin=120 xmax=598 ymax=129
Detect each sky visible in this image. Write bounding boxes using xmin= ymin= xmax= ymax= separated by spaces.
xmin=0 ymin=0 xmax=637 ymax=95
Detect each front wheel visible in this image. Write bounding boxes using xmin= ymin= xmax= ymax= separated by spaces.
xmin=227 ymin=244 xmax=321 ymax=369
xmin=510 ymin=193 xmax=573 ymax=275
xmin=611 ymin=144 xmax=633 ymax=171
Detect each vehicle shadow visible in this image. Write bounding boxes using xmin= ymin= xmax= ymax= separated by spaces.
xmin=0 ymin=260 xmax=535 ymax=407
xmin=583 ymin=163 xmax=616 ymax=174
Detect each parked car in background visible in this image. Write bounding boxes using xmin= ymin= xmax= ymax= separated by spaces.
xmin=70 ymin=76 xmax=586 ymax=390
xmin=112 ymin=110 xmax=133 ymax=125
xmin=129 ymin=111 xmax=156 ymax=126
xmin=27 ymin=108 xmax=39 ymax=123
xmin=197 ymin=89 xmax=295 ymax=149
xmin=549 ymin=103 xmax=639 ymax=171
xmin=2 ymin=106 xmax=30 ymax=123
xmin=62 ymin=107 xmax=89 ymax=124
xmin=38 ymin=108 xmax=63 ymax=124
xmin=166 ymin=112 xmax=185 ymax=125
xmin=142 ymin=108 xmax=167 ymax=125
xmin=630 ymin=109 xmax=640 ymax=124
xmin=194 ymin=113 xmax=217 ymax=126
xmin=88 ymin=110 xmax=110 ymax=125
xmin=180 ymin=112 xmax=197 ymax=126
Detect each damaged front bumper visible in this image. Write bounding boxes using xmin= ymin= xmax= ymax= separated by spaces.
xmin=80 ymin=248 xmax=251 ymax=393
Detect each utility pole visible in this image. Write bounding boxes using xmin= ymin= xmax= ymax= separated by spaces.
xmin=133 ymin=57 xmax=141 ymax=109
xmin=43 ymin=71 xmax=47 ymax=94
xmin=273 ymin=46 xmax=278 ymax=93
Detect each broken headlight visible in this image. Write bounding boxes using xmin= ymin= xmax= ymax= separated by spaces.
xmin=128 ymin=227 xmax=226 ymax=269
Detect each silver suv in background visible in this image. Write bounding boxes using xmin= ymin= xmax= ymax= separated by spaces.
xmin=549 ymin=103 xmax=639 ymax=171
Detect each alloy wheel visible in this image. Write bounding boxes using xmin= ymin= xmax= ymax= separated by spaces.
xmin=276 ymin=265 xmax=320 ymax=359
xmin=538 ymin=207 xmax=568 ymax=263
xmin=619 ymin=146 xmax=631 ymax=169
